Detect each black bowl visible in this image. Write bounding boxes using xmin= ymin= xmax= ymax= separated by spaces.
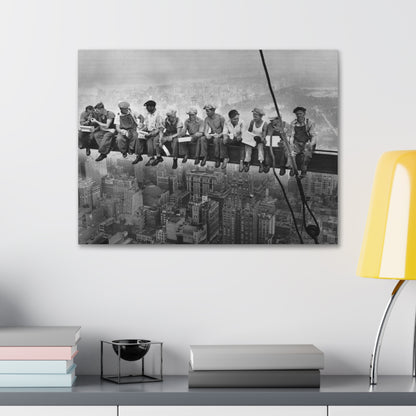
xmin=112 ymin=339 xmax=151 ymax=361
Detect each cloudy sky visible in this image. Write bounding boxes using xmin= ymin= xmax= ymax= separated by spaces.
xmin=79 ymin=50 xmax=338 ymax=88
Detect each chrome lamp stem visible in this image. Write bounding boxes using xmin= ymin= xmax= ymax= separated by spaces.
xmin=370 ymin=280 xmax=407 ymax=385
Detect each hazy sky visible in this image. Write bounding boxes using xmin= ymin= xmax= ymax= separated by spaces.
xmin=78 ymin=50 xmax=338 ymax=88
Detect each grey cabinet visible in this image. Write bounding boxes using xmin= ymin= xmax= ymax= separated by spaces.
xmin=120 ymin=406 xmax=327 ymax=416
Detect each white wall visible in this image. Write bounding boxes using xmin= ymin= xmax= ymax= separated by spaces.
xmin=0 ymin=0 xmax=415 ymax=376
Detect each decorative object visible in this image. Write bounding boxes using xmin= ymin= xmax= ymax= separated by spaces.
xmin=357 ymin=150 xmax=416 ymax=385
xmin=100 ymin=339 xmax=163 ymax=384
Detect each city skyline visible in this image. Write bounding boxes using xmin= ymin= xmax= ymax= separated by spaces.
xmin=79 ymin=151 xmax=338 ymax=245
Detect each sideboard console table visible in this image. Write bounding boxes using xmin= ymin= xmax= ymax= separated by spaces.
xmin=1 ymin=375 xmax=416 ymax=416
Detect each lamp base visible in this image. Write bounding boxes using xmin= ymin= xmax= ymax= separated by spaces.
xmin=369 ymin=280 xmax=407 ymax=385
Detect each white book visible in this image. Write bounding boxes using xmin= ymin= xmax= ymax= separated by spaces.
xmin=190 ymin=344 xmax=324 ymax=371
xmin=178 ymin=136 xmax=192 ymax=143
xmin=0 ymin=365 xmax=76 ymax=387
xmin=265 ymin=136 xmax=283 ymax=147
xmin=241 ymin=131 xmax=257 ymax=148
xmin=0 ymin=359 xmax=74 ymax=374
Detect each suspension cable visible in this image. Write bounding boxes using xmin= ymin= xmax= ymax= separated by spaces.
xmin=259 ymin=50 xmax=320 ymax=244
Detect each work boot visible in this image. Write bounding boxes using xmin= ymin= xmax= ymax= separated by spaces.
xmin=95 ymin=154 xmax=107 ymax=162
xmin=258 ymin=162 xmax=264 ymax=173
xmin=122 ymin=152 xmax=128 ymax=158
xmin=86 ymin=148 xmax=91 ymax=157
xmin=182 ymin=155 xmax=188 ymax=164
xmin=239 ymin=161 xmax=244 ymax=172
xmin=132 ymin=155 xmax=143 ymax=165
xmin=145 ymin=157 xmax=155 ymax=167
xmin=128 ymin=149 xmax=134 ymax=155
xmin=279 ymin=167 xmax=286 ymax=176
xmin=172 ymin=158 xmax=178 ymax=169
xmin=244 ymin=162 xmax=250 ymax=173
xmin=289 ymin=168 xmax=295 ymax=177
xmin=263 ymin=164 xmax=270 ymax=173
xmin=221 ymin=158 xmax=229 ymax=169
xmin=201 ymin=157 xmax=207 ymax=167
xmin=194 ymin=157 xmax=200 ymax=166
xmin=151 ymin=156 xmax=163 ymax=166
xmin=215 ymin=158 xmax=221 ymax=168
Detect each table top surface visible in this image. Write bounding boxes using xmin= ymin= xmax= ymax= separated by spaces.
xmin=1 ymin=375 xmax=416 ymax=406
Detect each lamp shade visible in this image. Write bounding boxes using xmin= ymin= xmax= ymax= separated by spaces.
xmin=357 ymin=151 xmax=416 ymax=279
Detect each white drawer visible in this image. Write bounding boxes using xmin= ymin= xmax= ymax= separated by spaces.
xmin=1 ymin=406 xmax=116 ymax=416
xmin=330 ymin=406 xmax=416 ymax=416
xmin=120 ymin=406 xmax=326 ymax=416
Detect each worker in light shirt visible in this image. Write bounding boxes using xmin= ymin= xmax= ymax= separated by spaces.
xmin=222 ymin=109 xmax=246 ymax=171
xmin=246 ymin=108 xmax=268 ymax=173
xmin=179 ymin=107 xmax=205 ymax=166
xmin=115 ymin=101 xmax=145 ymax=165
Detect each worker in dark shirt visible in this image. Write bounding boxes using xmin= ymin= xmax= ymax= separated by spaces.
xmin=161 ymin=109 xmax=183 ymax=169
xmin=266 ymin=115 xmax=291 ymax=176
xmin=289 ymin=106 xmax=317 ymax=179
xmin=78 ymin=105 xmax=97 ymax=156
xmin=115 ymin=101 xmax=143 ymax=165
xmin=91 ymin=102 xmax=116 ymax=162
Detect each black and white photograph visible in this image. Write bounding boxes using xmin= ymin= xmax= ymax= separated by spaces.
xmin=78 ymin=50 xmax=338 ymax=245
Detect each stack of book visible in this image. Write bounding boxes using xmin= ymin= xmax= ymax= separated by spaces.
xmin=189 ymin=344 xmax=324 ymax=388
xmin=0 ymin=326 xmax=80 ymax=387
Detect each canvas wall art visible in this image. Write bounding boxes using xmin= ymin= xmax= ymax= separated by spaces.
xmin=78 ymin=50 xmax=338 ymax=245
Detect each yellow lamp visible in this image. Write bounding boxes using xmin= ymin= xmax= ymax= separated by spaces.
xmin=357 ymin=150 xmax=416 ymax=385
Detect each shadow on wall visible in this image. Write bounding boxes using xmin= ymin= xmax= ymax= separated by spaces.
xmin=0 ymin=289 xmax=32 ymax=326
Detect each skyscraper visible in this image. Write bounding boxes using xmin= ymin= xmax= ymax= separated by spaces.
xmin=257 ymin=212 xmax=276 ymax=244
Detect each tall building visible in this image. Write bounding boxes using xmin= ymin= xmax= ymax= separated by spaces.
xmin=206 ymin=200 xmax=220 ymax=243
xmin=78 ymin=177 xmax=94 ymax=209
xmin=240 ymin=202 xmax=257 ymax=244
xmin=114 ymin=177 xmax=137 ymax=199
xmin=143 ymin=206 xmax=160 ymax=229
xmin=123 ymin=189 xmax=143 ymax=215
xmin=155 ymin=228 xmax=167 ymax=244
xmin=186 ymin=170 xmax=226 ymax=198
xmin=157 ymin=172 xmax=179 ymax=194
xmin=257 ymin=212 xmax=276 ymax=244
xmin=222 ymin=197 xmax=241 ymax=244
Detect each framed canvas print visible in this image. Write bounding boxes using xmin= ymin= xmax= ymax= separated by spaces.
xmin=78 ymin=50 xmax=338 ymax=245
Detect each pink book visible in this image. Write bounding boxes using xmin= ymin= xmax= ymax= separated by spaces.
xmin=0 ymin=345 xmax=78 ymax=360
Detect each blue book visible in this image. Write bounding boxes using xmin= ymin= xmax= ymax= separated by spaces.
xmin=0 ymin=364 xmax=76 ymax=387
xmin=0 ymin=359 xmax=74 ymax=374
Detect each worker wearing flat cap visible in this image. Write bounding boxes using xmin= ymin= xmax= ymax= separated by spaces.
xmin=289 ymin=106 xmax=317 ymax=178
xmin=142 ymin=100 xmax=164 ymax=166
xmin=115 ymin=101 xmax=144 ymax=165
xmin=266 ymin=115 xmax=291 ymax=176
xmin=244 ymin=108 xmax=269 ymax=173
xmin=177 ymin=107 xmax=205 ymax=166
xmin=78 ymin=105 xmax=99 ymax=157
xmin=202 ymin=104 xmax=226 ymax=168
xmin=160 ymin=109 xmax=183 ymax=170
xmin=222 ymin=109 xmax=246 ymax=171
xmin=90 ymin=102 xmax=117 ymax=162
